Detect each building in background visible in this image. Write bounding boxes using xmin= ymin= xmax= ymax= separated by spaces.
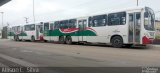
xmin=0 ymin=0 xmax=11 ymax=39
xmin=155 ymin=20 xmax=160 ymax=39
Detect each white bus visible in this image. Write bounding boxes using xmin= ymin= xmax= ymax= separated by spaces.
xmin=42 ymin=7 xmax=155 ymax=48
xmin=8 ymin=23 xmax=44 ymax=41
xmin=8 ymin=26 xmax=21 ymax=40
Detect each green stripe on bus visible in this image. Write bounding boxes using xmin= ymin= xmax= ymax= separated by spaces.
xmin=8 ymin=32 xmax=15 ymax=36
xmin=44 ymin=29 xmax=97 ymax=36
xmin=7 ymin=32 xmax=27 ymax=36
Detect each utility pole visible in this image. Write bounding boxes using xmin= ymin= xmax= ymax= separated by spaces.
xmin=33 ymin=0 xmax=36 ymax=23
xmin=24 ymin=17 xmax=29 ymax=24
xmin=0 ymin=12 xmax=4 ymax=30
xmin=137 ymin=0 xmax=139 ymax=6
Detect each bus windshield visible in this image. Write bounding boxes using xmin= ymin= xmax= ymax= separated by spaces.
xmin=144 ymin=7 xmax=155 ymax=31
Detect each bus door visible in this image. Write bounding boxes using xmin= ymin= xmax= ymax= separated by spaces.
xmin=78 ymin=19 xmax=87 ymax=42
xmin=36 ymin=24 xmax=43 ymax=40
xmin=128 ymin=12 xmax=141 ymax=44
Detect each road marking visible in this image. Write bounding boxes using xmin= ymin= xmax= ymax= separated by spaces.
xmin=0 ymin=53 xmax=37 ymax=67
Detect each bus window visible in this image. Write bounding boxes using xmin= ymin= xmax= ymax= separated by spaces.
xmin=89 ymin=14 xmax=107 ymax=27
xmin=12 ymin=27 xmax=15 ymax=32
xmin=69 ymin=19 xmax=77 ymax=28
xmin=30 ymin=24 xmax=35 ymax=30
xmin=54 ymin=21 xmax=59 ymax=29
xmin=44 ymin=22 xmax=49 ymax=30
xmin=144 ymin=7 xmax=155 ymax=31
xmin=50 ymin=23 xmax=54 ymax=30
xmin=88 ymin=17 xmax=93 ymax=27
xmin=108 ymin=12 xmax=126 ymax=26
xmin=60 ymin=20 xmax=69 ymax=29
xmin=83 ymin=20 xmax=87 ymax=28
xmin=21 ymin=27 xmax=23 ymax=32
xmin=25 ymin=24 xmax=35 ymax=31
xmin=38 ymin=25 xmax=43 ymax=33
xmin=136 ymin=13 xmax=141 ymax=27
xmin=17 ymin=26 xmax=20 ymax=32
xmin=25 ymin=25 xmax=29 ymax=31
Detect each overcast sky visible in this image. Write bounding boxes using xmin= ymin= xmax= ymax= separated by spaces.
xmin=0 ymin=0 xmax=160 ymax=27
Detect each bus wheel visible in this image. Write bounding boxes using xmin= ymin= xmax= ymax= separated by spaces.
xmin=65 ymin=36 xmax=72 ymax=45
xmin=31 ymin=36 xmax=35 ymax=42
xmin=44 ymin=40 xmax=48 ymax=42
xmin=111 ymin=36 xmax=123 ymax=48
xmin=59 ymin=36 xmax=65 ymax=44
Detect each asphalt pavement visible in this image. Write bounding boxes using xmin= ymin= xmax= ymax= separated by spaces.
xmin=0 ymin=39 xmax=160 ymax=73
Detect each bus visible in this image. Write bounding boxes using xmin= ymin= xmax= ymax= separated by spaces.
xmin=8 ymin=23 xmax=44 ymax=41
xmin=9 ymin=7 xmax=155 ymax=48
xmin=42 ymin=7 xmax=155 ymax=48
xmin=8 ymin=26 xmax=21 ymax=40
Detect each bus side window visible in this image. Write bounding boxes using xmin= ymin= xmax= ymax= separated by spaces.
xmin=108 ymin=12 xmax=126 ymax=26
xmin=24 ymin=24 xmax=35 ymax=31
xmin=60 ymin=20 xmax=69 ymax=29
xmin=54 ymin=21 xmax=59 ymax=29
xmin=64 ymin=20 xmax=69 ymax=29
xmin=44 ymin=23 xmax=49 ymax=30
xmin=31 ymin=24 xmax=35 ymax=31
xmin=40 ymin=25 xmax=43 ymax=33
xmin=50 ymin=23 xmax=54 ymax=30
xmin=17 ymin=26 xmax=20 ymax=32
xmin=91 ymin=14 xmax=107 ymax=27
xmin=69 ymin=19 xmax=77 ymax=28
xmin=73 ymin=19 xmax=77 ymax=28
xmin=21 ymin=27 xmax=23 ymax=32
xmin=89 ymin=17 xmax=93 ymax=27
xmin=25 ymin=25 xmax=29 ymax=31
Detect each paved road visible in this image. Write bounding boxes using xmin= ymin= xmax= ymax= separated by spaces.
xmin=0 ymin=39 xmax=160 ymax=73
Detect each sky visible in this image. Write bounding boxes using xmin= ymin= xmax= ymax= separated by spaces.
xmin=0 ymin=0 xmax=160 ymax=27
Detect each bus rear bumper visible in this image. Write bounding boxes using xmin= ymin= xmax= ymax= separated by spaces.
xmin=142 ymin=36 xmax=154 ymax=44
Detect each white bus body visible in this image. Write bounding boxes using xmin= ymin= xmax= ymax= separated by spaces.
xmin=9 ymin=23 xmax=44 ymax=41
xmin=43 ymin=7 xmax=155 ymax=47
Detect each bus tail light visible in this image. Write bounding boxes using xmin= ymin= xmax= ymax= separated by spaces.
xmin=39 ymin=35 xmax=44 ymax=41
xmin=142 ymin=36 xmax=154 ymax=44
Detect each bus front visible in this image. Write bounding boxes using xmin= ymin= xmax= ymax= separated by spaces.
xmin=142 ymin=7 xmax=155 ymax=44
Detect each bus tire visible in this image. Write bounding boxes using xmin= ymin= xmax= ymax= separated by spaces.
xmin=111 ymin=36 xmax=123 ymax=48
xmin=44 ymin=40 xmax=48 ymax=42
xmin=59 ymin=36 xmax=65 ymax=44
xmin=65 ymin=36 xmax=72 ymax=45
xmin=31 ymin=36 xmax=35 ymax=42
